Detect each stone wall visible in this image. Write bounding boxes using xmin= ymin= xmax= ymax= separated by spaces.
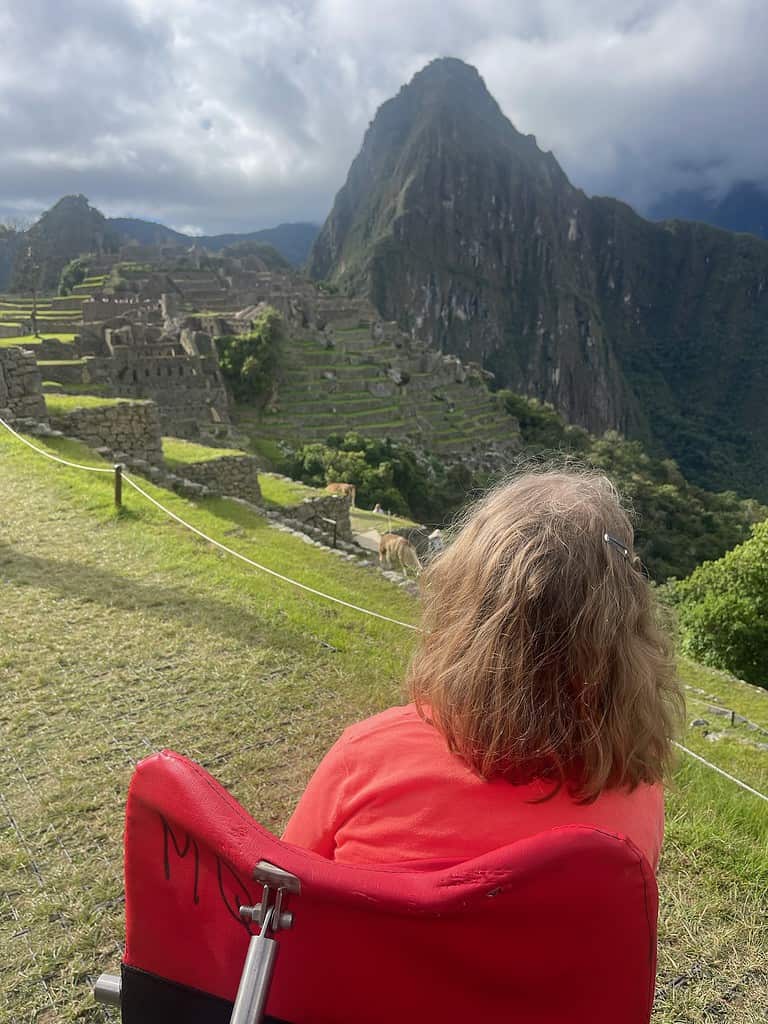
xmin=36 ymin=338 xmax=82 ymax=360
xmin=178 ymin=455 xmax=262 ymax=505
xmin=287 ymin=493 xmax=353 ymax=544
xmin=0 ymin=347 xmax=48 ymax=421
xmin=103 ymin=351 xmax=231 ymax=439
xmin=48 ymin=400 xmax=163 ymax=464
xmin=83 ymin=298 xmax=158 ymax=322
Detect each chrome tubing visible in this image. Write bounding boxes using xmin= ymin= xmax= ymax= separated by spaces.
xmin=94 ymin=972 xmax=122 ymax=1007
xmin=229 ymin=908 xmax=278 ymax=1024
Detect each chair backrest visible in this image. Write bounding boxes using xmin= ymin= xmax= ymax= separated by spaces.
xmin=122 ymin=750 xmax=658 ymax=1024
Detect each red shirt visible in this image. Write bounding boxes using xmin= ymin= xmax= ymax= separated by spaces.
xmin=283 ymin=704 xmax=664 ymax=870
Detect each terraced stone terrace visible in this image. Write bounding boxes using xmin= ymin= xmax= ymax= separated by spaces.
xmin=243 ymin=322 xmax=520 ymax=457
xmin=0 ymin=291 xmax=91 ymax=345
xmin=2 ymin=270 xmax=519 ymax=465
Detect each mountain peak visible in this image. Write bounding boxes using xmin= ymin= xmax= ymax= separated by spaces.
xmin=309 ymin=58 xmax=566 ymax=287
xmin=408 ymin=56 xmax=486 ymax=91
xmin=381 ymin=57 xmax=510 ymax=133
xmin=47 ymin=194 xmax=95 ymax=216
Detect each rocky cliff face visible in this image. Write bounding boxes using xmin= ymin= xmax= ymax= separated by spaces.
xmin=310 ymin=58 xmax=768 ymax=499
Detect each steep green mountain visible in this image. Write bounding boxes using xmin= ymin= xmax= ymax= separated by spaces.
xmin=309 ymin=58 xmax=768 ymax=501
xmin=9 ymin=195 xmax=119 ymax=293
xmin=109 ymin=217 xmax=319 ymax=266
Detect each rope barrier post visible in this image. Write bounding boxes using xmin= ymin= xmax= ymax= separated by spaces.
xmin=114 ymin=464 xmax=123 ymax=509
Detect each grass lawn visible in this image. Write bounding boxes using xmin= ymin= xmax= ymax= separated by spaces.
xmin=247 ymin=436 xmax=286 ymax=466
xmin=162 ymin=436 xmax=246 ymax=469
xmin=0 ymin=333 xmax=78 ymax=348
xmin=350 ymin=507 xmax=418 ymax=533
xmin=258 ymin=472 xmax=324 ymax=507
xmin=45 ymin=394 xmax=134 ymax=415
xmin=0 ymin=428 xmax=766 ymax=1022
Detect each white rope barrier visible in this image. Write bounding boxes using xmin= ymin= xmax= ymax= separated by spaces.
xmin=673 ymin=742 xmax=768 ymax=803
xmin=4 ymin=416 xmax=768 ymax=802
xmin=121 ymin=472 xmax=421 ymax=632
xmin=0 ymin=415 xmax=113 ymax=473
xmin=0 ymin=415 xmax=417 ymax=630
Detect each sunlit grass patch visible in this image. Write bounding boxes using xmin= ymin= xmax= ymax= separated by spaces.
xmin=258 ymin=472 xmax=326 ymax=507
xmin=162 ymin=436 xmax=246 ymax=468
xmin=45 ymin=394 xmax=141 ymax=414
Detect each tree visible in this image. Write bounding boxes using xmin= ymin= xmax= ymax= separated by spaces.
xmin=58 ymin=256 xmax=90 ymax=296
xmin=671 ymin=520 xmax=768 ymax=688
xmin=215 ymin=306 xmax=283 ymax=404
xmin=281 ymin=433 xmax=486 ymax=522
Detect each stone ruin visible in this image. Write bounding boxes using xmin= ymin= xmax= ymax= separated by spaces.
xmin=45 ymin=297 xmax=233 ymax=441
xmin=47 ymin=401 xmax=164 ymax=466
xmin=13 ymin=244 xmax=520 ymax=478
xmin=0 ymin=347 xmax=47 ymax=422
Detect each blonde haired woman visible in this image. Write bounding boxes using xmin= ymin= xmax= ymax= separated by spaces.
xmin=284 ymin=472 xmax=683 ymax=871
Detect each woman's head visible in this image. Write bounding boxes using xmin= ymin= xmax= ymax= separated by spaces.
xmin=407 ymin=470 xmax=683 ymax=801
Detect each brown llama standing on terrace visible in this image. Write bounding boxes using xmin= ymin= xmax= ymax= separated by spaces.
xmin=379 ymin=533 xmax=421 ymax=576
xmin=326 ymin=482 xmax=356 ymax=507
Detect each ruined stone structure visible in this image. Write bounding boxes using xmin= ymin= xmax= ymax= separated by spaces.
xmin=48 ymin=303 xmax=233 ymax=440
xmin=178 ymin=455 xmax=262 ymax=505
xmin=18 ymin=246 xmax=520 ymax=471
xmin=281 ymin=492 xmax=353 ymax=545
xmin=0 ymin=347 xmax=47 ymax=421
xmin=48 ymin=401 xmax=163 ymax=465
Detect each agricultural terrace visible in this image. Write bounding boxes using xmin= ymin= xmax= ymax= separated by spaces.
xmin=0 ymin=428 xmax=766 ymax=1023
xmin=161 ymin=436 xmax=248 ymax=469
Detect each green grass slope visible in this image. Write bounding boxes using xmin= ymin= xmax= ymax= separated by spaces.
xmin=0 ymin=429 xmax=766 ymax=1022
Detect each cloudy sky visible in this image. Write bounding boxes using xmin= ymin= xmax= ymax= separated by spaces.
xmin=1 ymin=0 xmax=766 ymax=234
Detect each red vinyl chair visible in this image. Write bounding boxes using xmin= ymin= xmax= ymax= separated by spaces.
xmin=95 ymin=749 xmax=658 ymax=1024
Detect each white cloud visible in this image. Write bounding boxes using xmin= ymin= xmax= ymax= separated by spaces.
xmin=1 ymin=0 xmax=766 ymax=232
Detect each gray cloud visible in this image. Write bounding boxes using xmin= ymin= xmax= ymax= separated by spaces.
xmin=1 ymin=0 xmax=766 ymax=233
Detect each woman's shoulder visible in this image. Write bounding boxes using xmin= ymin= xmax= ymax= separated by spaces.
xmin=340 ymin=703 xmax=426 ymax=747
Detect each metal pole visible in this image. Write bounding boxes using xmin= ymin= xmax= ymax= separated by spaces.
xmin=229 ymin=909 xmax=278 ymax=1024
xmin=114 ymin=464 xmax=123 ymax=508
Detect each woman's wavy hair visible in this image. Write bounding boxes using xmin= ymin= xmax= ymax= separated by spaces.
xmin=407 ymin=470 xmax=684 ymax=802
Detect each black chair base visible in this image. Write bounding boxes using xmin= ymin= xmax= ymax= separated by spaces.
xmin=121 ymin=964 xmax=290 ymax=1024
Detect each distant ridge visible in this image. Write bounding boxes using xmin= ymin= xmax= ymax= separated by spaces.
xmin=309 ymin=57 xmax=768 ymax=501
xmin=109 ymin=218 xmax=320 ymax=266
xmin=649 ymin=181 xmax=768 ymax=240
xmin=0 ymin=198 xmax=319 ymax=294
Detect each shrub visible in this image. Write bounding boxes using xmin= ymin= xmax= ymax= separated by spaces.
xmin=58 ymin=257 xmax=89 ymax=296
xmin=671 ymin=520 xmax=768 ymax=688
xmin=280 ymin=433 xmax=487 ymax=523
xmin=215 ymin=306 xmax=283 ymax=404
